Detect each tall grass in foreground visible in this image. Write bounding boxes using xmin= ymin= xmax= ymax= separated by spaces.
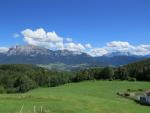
xmin=16 ymin=105 xmax=50 ymax=113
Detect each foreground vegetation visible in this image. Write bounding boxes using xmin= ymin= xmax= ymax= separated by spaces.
xmin=0 ymin=58 xmax=150 ymax=93
xmin=0 ymin=81 xmax=150 ymax=113
xmin=0 ymin=64 xmax=73 ymax=93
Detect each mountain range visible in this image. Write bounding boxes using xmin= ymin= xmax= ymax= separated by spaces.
xmin=0 ymin=45 xmax=148 ymax=70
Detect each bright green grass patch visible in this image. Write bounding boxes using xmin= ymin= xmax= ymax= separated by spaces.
xmin=0 ymin=81 xmax=150 ymax=113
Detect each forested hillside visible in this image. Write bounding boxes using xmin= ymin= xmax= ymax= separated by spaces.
xmin=0 ymin=59 xmax=150 ymax=94
xmin=75 ymin=58 xmax=150 ymax=82
xmin=123 ymin=58 xmax=150 ymax=81
xmin=0 ymin=64 xmax=73 ymax=93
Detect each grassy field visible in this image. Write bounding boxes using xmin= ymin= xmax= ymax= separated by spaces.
xmin=0 ymin=81 xmax=150 ymax=113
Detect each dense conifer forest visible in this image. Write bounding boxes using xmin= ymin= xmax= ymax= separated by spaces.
xmin=0 ymin=58 xmax=150 ymax=93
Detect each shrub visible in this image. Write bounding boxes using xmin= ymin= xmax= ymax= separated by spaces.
xmin=127 ymin=89 xmax=131 ymax=92
xmin=0 ymin=85 xmax=5 ymax=94
xmin=14 ymin=76 xmax=37 ymax=93
xmin=138 ymin=89 xmax=143 ymax=91
xmin=124 ymin=92 xmax=130 ymax=96
xmin=128 ymin=77 xmax=136 ymax=81
xmin=6 ymin=88 xmax=17 ymax=93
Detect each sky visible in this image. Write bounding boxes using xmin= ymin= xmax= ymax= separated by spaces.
xmin=0 ymin=0 xmax=150 ymax=56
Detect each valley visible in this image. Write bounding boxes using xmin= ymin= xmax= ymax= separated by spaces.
xmin=0 ymin=0 xmax=150 ymax=113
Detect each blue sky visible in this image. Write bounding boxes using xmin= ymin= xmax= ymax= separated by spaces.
xmin=0 ymin=0 xmax=150 ymax=56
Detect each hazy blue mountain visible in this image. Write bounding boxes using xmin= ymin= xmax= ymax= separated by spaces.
xmin=104 ymin=51 xmax=133 ymax=57
xmin=95 ymin=55 xmax=145 ymax=66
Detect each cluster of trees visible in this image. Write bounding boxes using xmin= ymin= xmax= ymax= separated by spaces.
xmin=73 ymin=67 xmax=114 ymax=82
xmin=0 ymin=59 xmax=150 ymax=93
xmin=124 ymin=58 xmax=150 ymax=81
xmin=0 ymin=65 xmax=118 ymax=93
xmin=0 ymin=64 xmax=73 ymax=93
xmin=74 ymin=58 xmax=150 ymax=82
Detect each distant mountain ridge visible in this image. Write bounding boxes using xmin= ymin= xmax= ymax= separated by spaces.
xmin=0 ymin=45 xmax=95 ymax=65
xmin=0 ymin=45 xmax=149 ymax=67
xmin=104 ymin=51 xmax=134 ymax=57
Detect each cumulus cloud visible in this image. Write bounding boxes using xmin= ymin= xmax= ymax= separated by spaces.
xmin=66 ymin=38 xmax=72 ymax=42
xmin=21 ymin=28 xmax=150 ymax=56
xmin=65 ymin=43 xmax=85 ymax=51
xmin=106 ymin=41 xmax=131 ymax=48
xmin=47 ymin=32 xmax=63 ymax=42
xmin=105 ymin=41 xmax=134 ymax=52
xmin=90 ymin=41 xmax=150 ymax=56
xmin=88 ymin=48 xmax=108 ymax=56
xmin=21 ymin=28 xmax=87 ymax=51
xmin=0 ymin=47 xmax=9 ymax=53
xmin=132 ymin=45 xmax=150 ymax=56
xmin=85 ymin=43 xmax=92 ymax=49
xmin=21 ymin=28 xmax=63 ymax=49
xmin=55 ymin=42 xmax=64 ymax=50
xmin=21 ymin=28 xmax=63 ymax=43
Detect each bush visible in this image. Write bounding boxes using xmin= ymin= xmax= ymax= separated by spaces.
xmin=124 ymin=92 xmax=130 ymax=96
xmin=109 ymin=78 xmax=113 ymax=81
xmin=138 ymin=89 xmax=143 ymax=91
xmin=101 ymin=67 xmax=114 ymax=79
xmin=127 ymin=89 xmax=131 ymax=92
xmin=14 ymin=76 xmax=37 ymax=93
xmin=6 ymin=88 xmax=17 ymax=93
xmin=128 ymin=77 xmax=136 ymax=81
xmin=0 ymin=85 xmax=5 ymax=94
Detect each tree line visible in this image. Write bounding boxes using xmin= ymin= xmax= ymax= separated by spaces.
xmin=74 ymin=58 xmax=150 ymax=82
xmin=0 ymin=64 xmax=74 ymax=93
xmin=0 ymin=59 xmax=150 ymax=93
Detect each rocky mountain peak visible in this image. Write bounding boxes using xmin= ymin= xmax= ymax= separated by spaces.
xmin=5 ymin=45 xmax=89 ymax=57
xmin=7 ymin=45 xmax=52 ymax=56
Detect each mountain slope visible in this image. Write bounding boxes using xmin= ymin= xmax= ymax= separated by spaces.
xmin=125 ymin=58 xmax=150 ymax=67
xmin=0 ymin=45 xmax=148 ymax=67
xmin=95 ymin=55 xmax=145 ymax=66
xmin=121 ymin=58 xmax=150 ymax=81
xmin=0 ymin=45 xmax=104 ymax=66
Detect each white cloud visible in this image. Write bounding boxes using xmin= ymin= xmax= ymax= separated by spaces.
xmin=21 ymin=28 xmax=150 ymax=56
xmin=55 ymin=42 xmax=64 ymax=50
xmin=86 ymin=41 xmax=150 ymax=56
xmin=47 ymin=32 xmax=63 ymax=43
xmin=105 ymin=41 xmax=135 ymax=52
xmin=66 ymin=38 xmax=72 ymax=42
xmin=88 ymin=48 xmax=108 ymax=56
xmin=90 ymin=41 xmax=150 ymax=56
xmin=132 ymin=45 xmax=150 ymax=56
xmin=22 ymin=28 xmax=46 ymax=39
xmin=21 ymin=28 xmax=88 ymax=52
xmin=22 ymin=28 xmax=63 ymax=49
xmin=0 ymin=47 xmax=9 ymax=53
xmin=139 ymin=45 xmax=150 ymax=49
xmin=22 ymin=28 xmax=63 ymax=43
xmin=65 ymin=43 xmax=85 ymax=52
xmin=106 ymin=41 xmax=131 ymax=48
xmin=85 ymin=43 xmax=92 ymax=49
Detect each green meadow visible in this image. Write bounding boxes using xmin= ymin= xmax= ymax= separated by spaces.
xmin=0 ymin=81 xmax=150 ymax=113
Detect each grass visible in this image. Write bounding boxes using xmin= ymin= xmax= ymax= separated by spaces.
xmin=0 ymin=81 xmax=150 ymax=113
